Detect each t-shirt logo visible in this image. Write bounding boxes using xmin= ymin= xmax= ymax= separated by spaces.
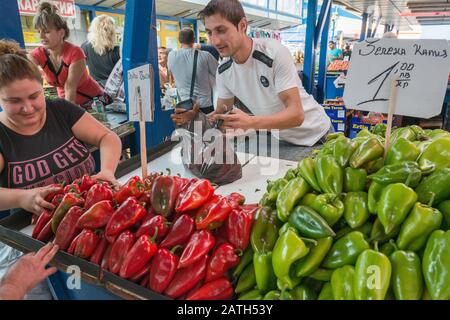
xmin=260 ymin=76 xmax=270 ymax=88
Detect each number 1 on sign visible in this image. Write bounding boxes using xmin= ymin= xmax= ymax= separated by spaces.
xmin=358 ymin=61 xmax=400 ymax=106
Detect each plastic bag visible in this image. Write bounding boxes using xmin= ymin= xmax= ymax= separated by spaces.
xmin=176 ymin=112 xmax=242 ymax=186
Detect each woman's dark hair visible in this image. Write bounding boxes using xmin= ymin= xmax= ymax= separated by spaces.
xmin=198 ymin=0 xmax=246 ymax=29
xmin=0 ymin=54 xmax=42 ymax=89
xmin=33 ymin=2 xmax=70 ymax=40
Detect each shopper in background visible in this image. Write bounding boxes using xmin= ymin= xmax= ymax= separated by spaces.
xmin=28 ymin=2 xmax=109 ymax=109
xmin=158 ymin=46 xmax=170 ymax=93
xmin=169 ymin=28 xmax=218 ymax=126
xmin=200 ymin=0 xmax=331 ymax=147
xmin=82 ymin=14 xmax=121 ymax=88
xmin=342 ymin=44 xmax=352 ymax=60
xmin=327 ymin=41 xmax=342 ymax=64
xmin=0 ymin=50 xmax=121 ymax=299
xmin=194 ymin=42 xmax=221 ymax=61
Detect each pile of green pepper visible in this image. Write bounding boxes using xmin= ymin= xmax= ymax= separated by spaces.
xmin=235 ymin=126 xmax=450 ymax=300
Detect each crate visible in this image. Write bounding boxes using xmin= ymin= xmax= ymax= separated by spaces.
xmin=323 ymin=105 xmax=346 ymax=120
xmin=331 ymin=119 xmax=346 ymax=133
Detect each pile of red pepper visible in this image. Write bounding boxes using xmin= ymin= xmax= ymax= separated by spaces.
xmin=31 ymin=173 xmax=257 ymax=300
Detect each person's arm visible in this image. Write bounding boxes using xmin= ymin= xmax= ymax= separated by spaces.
xmin=0 ymin=243 xmax=58 ymax=300
xmin=71 ymin=113 xmax=122 ymax=186
xmin=0 ymin=154 xmax=60 ymax=214
xmin=65 ymin=59 xmax=86 ymax=103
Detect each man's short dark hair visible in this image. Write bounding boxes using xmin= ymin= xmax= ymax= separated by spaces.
xmin=329 ymin=41 xmax=336 ymax=45
xmin=179 ymin=28 xmax=195 ymax=45
xmin=198 ymin=0 xmax=246 ymax=28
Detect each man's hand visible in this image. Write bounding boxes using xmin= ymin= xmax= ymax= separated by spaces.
xmin=0 ymin=243 xmax=58 ymax=300
xmin=170 ymin=104 xmax=199 ymax=127
xmin=18 ymin=186 xmax=62 ymax=215
xmin=213 ymin=108 xmax=255 ymax=131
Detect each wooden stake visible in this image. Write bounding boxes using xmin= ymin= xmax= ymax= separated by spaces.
xmin=138 ymin=87 xmax=148 ymax=178
xmin=384 ymin=77 xmax=399 ymax=159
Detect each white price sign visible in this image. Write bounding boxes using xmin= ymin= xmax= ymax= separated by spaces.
xmin=343 ymin=39 xmax=450 ymax=118
xmin=127 ymin=64 xmax=154 ymax=122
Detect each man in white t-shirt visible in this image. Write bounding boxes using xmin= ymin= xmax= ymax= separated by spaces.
xmin=199 ymin=0 xmax=332 ymax=146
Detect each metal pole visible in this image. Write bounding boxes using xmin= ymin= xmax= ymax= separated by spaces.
xmin=303 ymin=0 xmax=318 ymax=95
xmin=359 ymin=12 xmax=368 ymax=41
xmin=0 ymin=0 xmax=25 ymax=47
xmin=317 ymin=0 xmax=332 ymax=103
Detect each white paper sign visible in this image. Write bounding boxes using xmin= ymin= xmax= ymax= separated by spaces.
xmin=343 ymin=39 xmax=450 ymax=118
xmin=127 ymin=64 xmax=154 ymax=122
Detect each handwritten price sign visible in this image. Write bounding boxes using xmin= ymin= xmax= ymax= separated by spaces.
xmin=343 ymin=39 xmax=450 ymax=118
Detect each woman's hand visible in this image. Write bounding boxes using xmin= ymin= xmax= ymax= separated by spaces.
xmin=0 ymin=243 xmax=58 ymax=300
xmin=18 ymin=185 xmax=62 ymax=215
xmin=92 ymin=170 xmax=119 ymax=189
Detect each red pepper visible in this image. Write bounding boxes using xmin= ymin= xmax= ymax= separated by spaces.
xmin=63 ymin=183 xmax=81 ymax=195
xmin=129 ymin=262 xmax=152 ymax=283
xmin=205 ymin=243 xmax=240 ymax=282
xmin=84 ymin=182 xmax=113 ymax=210
xmin=74 ymin=229 xmax=100 ymax=259
xmin=143 ymin=172 xmax=162 ymax=191
xmin=164 ymin=254 xmax=208 ymax=299
xmin=186 ymin=278 xmax=233 ymax=300
xmin=77 ymin=200 xmax=114 ymax=229
xmin=178 ymin=230 xmax=215 ymax=269
xmin=226 ymin=192 xmax=246 ymax=209
xmin=44 ymin=183 xmax=64 ymax=202
xmin=175 ymin=179 xmax=214 ymax=213
xmin=101 ymin=243 xmax=113 ymax=270
xmin=76 ymin=174 xmax=97 ymax=192
xmin=51 ymin=193 xmax=64 ymax=206
xmin=138 ymin=191 xmax=152 ymax=209
xmin=195 ymin=195 xmax=232 ymax=230
xmin=119 ymin=234 xmax=158 ymax=279
xmin=90 ymin=233 xmax=110 ymax=265
xmin=182 ymin=280 xmax=204 ymax=300
xmin=151 ymin=176 xmax=186 ymax=217
xmin=36 ymin=219 xmax=54 ymax=242
xmin=136 ymin=215 xmax=170 ymax=240
xmin=240 ymin=204 xmax=259 ymax=218
xmin=225 ymin=208 xmax=254 ymax=251
xmin=148 ymin=247 xmax=180 ymax=293
xmin=31 ymin=214 xmax=39 ymax=225
xmin=213 ymin=224 xmax=229 ymax=247
xmin=54 ymin=206 xmax=84 ymax=250
xmin=140 ymin=275 xmax=149 ymax=287
xmin=32 ymin=209 xmax=52 ymax=239
xmin=160 ymin=214 xmax=195 ymax=249
xmin=105 ymin=197 xmax=146 ymax=237
xmin=51 ymin=193 xmax=85 ymax=233
xmin=113 ymin=176 xmax=145 ymax=205
xmin=67 ymin=233 xmax=80 ymax=255
xmin=108 ymin=231 xmax=135 ymax=274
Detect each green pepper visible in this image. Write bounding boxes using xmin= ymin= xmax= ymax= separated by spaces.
xmin=344 ymin=167 xmax=367 ymax=192
xmin=390 ymin=250 xmax=424 ymax=300
xmin=368 ymin=161 xmax=422 ymax=188
xmin=237 ymin=289 xmax=263 ymax=300
xmin=308 ymin=268 xmax=333 ymax=282
xmin=391 ymin=127 xmax=416 ymax=143
xmin=409 ymin=125 xmax=426 ymax=140
xmin=349 ymin=137 xmax=384 ymax=169
xmin=309 ymin=193 xmax=344 ymax=226
xmin=380 ymin=241 xmax=397 ymax=257
xmin=331 ymin=265 xmax=355 ymax=300
xmin=417 ymin=137 xmax=450 ymax=174
xmin=297 ymin=158 xmax=322 ymax=193
xmin=320 ymin=138 xmax=341 ymax=156
xmin=291 ymin=285 xmax=317 ymax=300
xmin=371 ymin=123 xmax=386 ymax=137
xmin=415 ymin=168 xmax=450 ymax=207
xmin=354 ymin=247 xmax=392 ymax=300
xmin=333 ymin=137 xmax=358 ymax=168
xmin=370 ymin=218 xmax=400 ymax=243
xmin=437 ymin=200 xmax=450 ymax=230
xmin=397 ymin=202 xmax=443 ymax=252
xmin=314 ymin=155 xmax=343 ymax=195
xmin=299 ymin=193 xmax=318 ymax=207
xmin=427 ymin=128 xmax=450 ymax=140
xmin=385 ymin=138 xmax=421 ymax=166
xmin=288 ymin=205 xmax=335 ymax=239
xmin=232 ymin=247 xmax=253 ymax=282
xmin=253 ymin=252 xmax=277 ymax=293
xmin=258 ymin=193 xmax=273 ymax=208
xmin=422 ymin=230 xmax=450 ymax=300
xmin=272 ymin=227 xmax=309 ymax=290
xmin=250 ymin=207 xmax=280 ymax=254
xmin=368 ymin=182 xmax=384 ymax=215
xmin=335 ymin=221 xmax=373 ymax=241
xmin=377 ymin=183 xmax=418 ymax=234
xmin=322 ymin=231 xmax=370 ymax=269
xmin=318 ymin=282 xmax=334 ymax=300
xmin=294 ymin=236 xmax=333 ymax=277
xmin=326 ymin=132 xmax=345 ymax=142
xmin=263 ymin=290 xmax=293 ymax=300
xmin=356 ymin=128 xmax=373 ymax=138
xmin=283 ymin=168 xmax=297 ymax=181
xmin=267 ymin=178 xmax=288 ymax=202
xmin=362 ymin=157 xmax=385 ymax=174
xmin=235 ymin=263 xmax=256 ymax=294
xmin=343 ymin=191 xmax=370 ymax=229
xmin=276 ymin=177 xmax=310 ymax=222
